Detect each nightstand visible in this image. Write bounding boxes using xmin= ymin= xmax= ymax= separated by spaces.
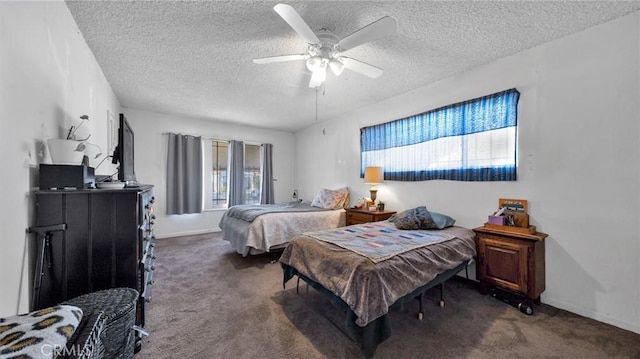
xmin=474 ymin=226 xmax=547 ymax=307
xmin=345 ymin=208 xmax=396 ymax=225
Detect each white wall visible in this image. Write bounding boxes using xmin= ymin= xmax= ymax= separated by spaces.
xmin=0 ymin=2 xmax=121 ymax=316
xmin=294 ymin=13 xmax=640 ymax=334
xmin=124 ymin=108 xmax=295 ymax=238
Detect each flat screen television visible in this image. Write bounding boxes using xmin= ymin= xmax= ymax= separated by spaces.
xmin=111 ymin=114 xmax=138 ymax=186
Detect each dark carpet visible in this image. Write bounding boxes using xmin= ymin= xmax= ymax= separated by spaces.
xmin=136 ymin=232 xmax=640 ymax=359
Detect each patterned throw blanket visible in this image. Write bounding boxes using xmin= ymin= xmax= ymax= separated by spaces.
xmin=225 ymin=202 xmax=328 ymax=222
xmin=304 ymin=222 xmax=455 ymax=263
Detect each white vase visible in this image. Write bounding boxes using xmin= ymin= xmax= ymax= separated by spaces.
xmin=47 ymin=139 xmax=84 ymax=165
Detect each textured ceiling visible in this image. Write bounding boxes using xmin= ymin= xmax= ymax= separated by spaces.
xmin=65 ymin=1 xmax=640 ymax=132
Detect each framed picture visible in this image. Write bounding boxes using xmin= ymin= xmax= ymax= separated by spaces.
xmin=107 ymin=109 xmax=117 ymax=153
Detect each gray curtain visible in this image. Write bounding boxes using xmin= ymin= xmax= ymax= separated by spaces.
xmin=260 ymin=143 xmax=274 ymax=204
xmin=166 ymin=133 xmax=203 ymax=214
xmin=228 ymin=140 xmax=244 ymax=207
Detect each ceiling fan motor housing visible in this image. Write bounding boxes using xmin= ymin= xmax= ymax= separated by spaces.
xmin=307 ymin=30 xmax=341 ymax=72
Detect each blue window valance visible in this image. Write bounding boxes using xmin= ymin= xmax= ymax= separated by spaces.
xmin=361 ymin=88 xmax=520 ymax=181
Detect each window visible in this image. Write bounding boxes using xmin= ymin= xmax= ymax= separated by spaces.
xmin=243 ymin=144 xmax=261 ymax=205
xmin=204 ymin=140 xmax=228 ymax=209
xmin=360 ymin=89 xmax=519 ymax=181
xmin=203 ymin=140 xmax=262 ymax=209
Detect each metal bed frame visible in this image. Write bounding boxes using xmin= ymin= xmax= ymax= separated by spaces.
xmin=282 ymin=259 xmax=472 ymax=358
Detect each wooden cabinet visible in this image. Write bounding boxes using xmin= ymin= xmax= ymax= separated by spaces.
xmin=33 ymin=185 xmax=155 ymax=330
xmin=345 ymin=208 xmax=396 ymax=225
xmin=474 ymin=227 xmax=547 ymax=303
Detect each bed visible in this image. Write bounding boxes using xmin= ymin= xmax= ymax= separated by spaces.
xmin=279 ymin=219 xmax=476 ymax=358
xmin=219 ymin=201 xmax=346 ymax=256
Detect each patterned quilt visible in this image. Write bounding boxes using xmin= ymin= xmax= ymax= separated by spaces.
xmin=304 ymin=222 xmax=455 ymax=263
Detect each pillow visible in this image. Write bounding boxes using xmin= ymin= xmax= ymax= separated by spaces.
xmin=0 ymin=305 xmax=82 ymax=358
xmin=311 ymin=188 xmax=349 ymax=209
xmin=430 ymin=212 xmax=456 ymax=229
xmin=335 ymin=187 xmax=350 ymax=208
xmin=391 ymin=206 xmax=439 ymax=230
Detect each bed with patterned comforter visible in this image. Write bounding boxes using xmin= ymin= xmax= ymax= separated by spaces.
xmin=279 ymin=220 xmax=476 ymax=357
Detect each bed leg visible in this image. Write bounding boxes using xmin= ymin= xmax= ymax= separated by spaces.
xmin=296 ymin=277 xmax=300 ymax=294
xmin=439 ymin=283 xmax=445 ymax=308
xmin=417 ymin=295 xmax=424 ymax=320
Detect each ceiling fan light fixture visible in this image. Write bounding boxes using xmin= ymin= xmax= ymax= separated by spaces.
xmin=316 ymin=65 xmax=327 ymax=82
xmin=309 ymin=65 xmax=327 ymax=88
xmin=329 ymin=59 xmax=344 ymax=76
xmin=306 ymin=56 xmax=323 ymax=72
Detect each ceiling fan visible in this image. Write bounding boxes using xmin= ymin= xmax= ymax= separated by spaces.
xmin=253 ymin=3 xmax=397 ymax=88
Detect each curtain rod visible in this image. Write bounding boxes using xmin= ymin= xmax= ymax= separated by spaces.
xmin=162 ymin=132 xmax=266 ymax=146
xmin=163 ymin=132 xmax=226 ymax=141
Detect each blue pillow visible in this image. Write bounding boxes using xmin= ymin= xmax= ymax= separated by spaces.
xmin=430 ymin=212 xmax=456 ymax=229
xmin=391 ymin=206 xmax=438 ymax=230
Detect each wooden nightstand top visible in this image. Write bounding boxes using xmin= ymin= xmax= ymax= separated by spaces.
xmin=345 ymin=208 xmax=396 ymax=215
xmin=473 ymin=226 xmax=548 ymax=241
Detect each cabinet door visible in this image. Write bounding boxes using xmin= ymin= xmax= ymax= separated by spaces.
xmin=35 ymin=193 xmax=92 ymax=307
xmin=478 ymin=236 xmax=529 ymax=295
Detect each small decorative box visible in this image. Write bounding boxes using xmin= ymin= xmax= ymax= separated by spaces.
xmin=488 ymin=215 xmax=505 ymax=225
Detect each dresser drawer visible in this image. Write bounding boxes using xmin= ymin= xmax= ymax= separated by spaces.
xmin=345 ymin=209 xmax=396 ymax=225
xmin=347 ymin=211 xmax=374 ymax=223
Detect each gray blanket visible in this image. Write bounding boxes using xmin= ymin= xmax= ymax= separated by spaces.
xmin=279 ymin=221 xmax=477 ymax=327
xmin=224 ymin=202 xmax=328 ymax=222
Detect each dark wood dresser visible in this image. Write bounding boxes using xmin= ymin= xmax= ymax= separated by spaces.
xmin=33 ymin=185 xmax=155 ymax=332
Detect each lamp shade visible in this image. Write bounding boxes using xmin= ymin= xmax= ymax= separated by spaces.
xmin=364 ymin=166 xmax=384 ymax=184
xmin=329 ymin=59 xmax=344 ymax=76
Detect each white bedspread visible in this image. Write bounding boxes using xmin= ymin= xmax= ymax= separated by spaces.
xmin=220 ymin=209 xmax=346 ymax=256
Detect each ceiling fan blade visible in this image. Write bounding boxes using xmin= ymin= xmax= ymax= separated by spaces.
xmin=340 ymin=57 xmax=383 ymax=78
xmin=253 ymin=54 xmax=309 ymax=64
xmin=337 ymin=16 xmax=397 ymax=51
xmin=274 ymin=3 xmax=320 ymax=45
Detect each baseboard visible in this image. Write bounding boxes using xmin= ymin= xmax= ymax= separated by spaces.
xmin=543 ymin=297 xmax=640 ymax=335
xmin=155 ymin=228 xmax=221 ymax=239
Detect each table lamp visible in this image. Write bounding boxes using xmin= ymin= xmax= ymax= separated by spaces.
xmin=364 ymin=166 xmax=384 ymax=203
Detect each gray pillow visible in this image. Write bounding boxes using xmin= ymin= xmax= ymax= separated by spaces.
xmin=391 ymin=206 xmax=438 ymax=230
